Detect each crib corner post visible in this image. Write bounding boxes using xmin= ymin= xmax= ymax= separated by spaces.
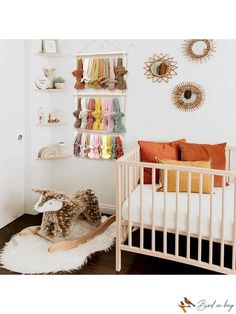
xmin=116 ymin=160 xmax=122 ymax=272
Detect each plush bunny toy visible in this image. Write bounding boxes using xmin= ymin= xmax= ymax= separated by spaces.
xmin=33 ymin=189 xmax=101 ymax=238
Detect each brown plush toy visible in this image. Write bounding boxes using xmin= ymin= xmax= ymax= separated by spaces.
xmin=115 ymin=58 xmax=128 ymax=90
xmin=73 ymin=98 xmax=82 ymax=128
xmin=72 ymin=58 xmax=85 ymax=89
xmin=34 ymin=189 xmax=101 ymax=238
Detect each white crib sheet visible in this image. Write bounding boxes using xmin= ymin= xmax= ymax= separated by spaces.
xmin=122 ymin=184 xmax=235 ymax=242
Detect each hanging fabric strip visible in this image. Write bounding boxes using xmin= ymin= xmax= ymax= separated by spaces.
xmin=107 ymin=57 xmax=116 ymax=90
xmin=92 ymin=98 xmax=101 ymax=130
xmin=86 ymin=98 xmax=95 ymax=129
xmin=74 ymin=132 xmax=82 ymax=157
xmin=93 ymin=134 xmax=101 ymax=159
xmin=82 ymin=57 xmax=90 ymax=83
xmin=112 ymin=97 xmax=126 ymax=133
xmin=115 ymin=58 xmax=128 ymax=90
xmin=100 ymin=98 xmax=109 ymax=131
xmin=80 ymin=133 xmax=88 ymax=158
xmin=116 ymin=136 xmax=124 ymax=159
xmin=72 ymin=58 xmax=85 ymax=89
xmin=79 ymin=98 xmax=88 ymax=129
xmin=88 ymin=134 xmax=95 ymax=159
xmin=111 ymin=136 xmax=117 ymax=159
xmin=102 ymin=135 xmax=111 ymax=159
xmin=73 ymin=98 xmax=82 ymax=129
xmin=105 ymin=98 xmax=115 ymax=132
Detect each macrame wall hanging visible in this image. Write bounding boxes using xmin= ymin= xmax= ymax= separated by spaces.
xmin=72 ymin=40 xmax=127 ymax=160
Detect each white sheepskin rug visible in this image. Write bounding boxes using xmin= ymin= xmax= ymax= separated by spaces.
xmin=0 ymin=216 xmax=116 ymax=274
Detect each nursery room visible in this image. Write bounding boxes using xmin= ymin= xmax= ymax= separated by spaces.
xmin=0 ymin=38 xmax=236 ymax=275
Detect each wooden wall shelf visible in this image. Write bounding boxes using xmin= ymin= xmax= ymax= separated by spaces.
xmin=36 ymin=155 xmax=72 ymax=160
xmin=34 ymin=53 xmax=71 ymax=57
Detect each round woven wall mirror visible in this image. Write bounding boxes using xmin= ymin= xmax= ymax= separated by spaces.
xmin=182 ymin=39 xmax=216 ymax=63
xmin=144 ymin=53 xmax=177 ymax=83
xmin=172 ymin=82 xmax=205 ymax=111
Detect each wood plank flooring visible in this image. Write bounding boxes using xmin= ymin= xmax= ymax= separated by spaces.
xmin=0 ymin=214 xmax=217 ymax=274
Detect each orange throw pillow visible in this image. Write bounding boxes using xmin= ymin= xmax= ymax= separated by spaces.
xmin=156 ymin=158 xmax=212 ymax=194
xmin=179 ymin=142 xmax=226 ymax=187
xmin=138 ymin=139 xmax=186 ymax=184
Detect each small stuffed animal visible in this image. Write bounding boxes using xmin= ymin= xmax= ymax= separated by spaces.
xmin=43 ymin=68 xmax=56 ymax=89
xmin=34 ymin=189 xmax=101 ymax=238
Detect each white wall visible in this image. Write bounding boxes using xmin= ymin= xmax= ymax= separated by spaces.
xmin=28 ymin=40 xmax=236 ymax=212
xmin=0 ymin=40 xmax=27 ymax=226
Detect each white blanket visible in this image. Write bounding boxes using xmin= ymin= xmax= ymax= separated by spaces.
xmin=122 ymin=184 xmax=235 ymax=242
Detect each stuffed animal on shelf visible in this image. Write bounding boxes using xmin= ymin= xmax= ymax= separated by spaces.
xmin=43 ymin=68 xmax=56 ymax=89
xmin=115 ymin=58 xmax=128 ymax=90
xmin=72 ymin=58 xmax=85 ymax=89
xmin=33 ymin=189 xmax=101 ymax=238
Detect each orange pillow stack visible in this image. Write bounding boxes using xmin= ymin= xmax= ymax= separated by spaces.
xmin=138 ymin=139 xmax=227 ymax=187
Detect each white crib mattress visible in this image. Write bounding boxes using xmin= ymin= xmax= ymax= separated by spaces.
xmin=122 ymin=184 xmax=235 ymax=242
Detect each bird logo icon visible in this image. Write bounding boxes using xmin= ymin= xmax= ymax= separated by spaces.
xmin=184 ymin=297 xmax=195 ymax=307
xmin=178 ymin=297 xmax=195 ymax=313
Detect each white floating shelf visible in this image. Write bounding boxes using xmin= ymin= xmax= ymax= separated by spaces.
xmin=75 ymin=129 xmax=125 ymax=136
xmin=34 ymin=52 xmax=71 ymax=57
xmin=35 ymin=123 xmax=68 ymax=126
xmin=36 ymin=154 xmax=72 ymax=160
xmin=34 ymin=88 xmax=70 ymax=92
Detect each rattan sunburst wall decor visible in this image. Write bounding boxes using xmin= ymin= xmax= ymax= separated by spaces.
xmin=171 ymin=82 xmax=205 ymax=112
xmin=182 ymin=39 xmax=216 ymax=63
xmin=144 ymin=53 xmax=177 ymax=83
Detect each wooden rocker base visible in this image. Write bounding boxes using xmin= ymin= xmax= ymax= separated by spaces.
xmin=19 ymin=215 xmax=116 ymax=253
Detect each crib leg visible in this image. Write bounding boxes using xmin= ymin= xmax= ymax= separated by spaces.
xmin=116 ymin=239 xmax=121 ymax=272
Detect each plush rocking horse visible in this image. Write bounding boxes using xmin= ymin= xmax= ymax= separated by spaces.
xmin=19 ymin=189 xmax=115 ymax=253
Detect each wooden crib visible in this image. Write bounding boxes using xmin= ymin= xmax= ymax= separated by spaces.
xmin=116 ymin=145 xmax=236 ymax=274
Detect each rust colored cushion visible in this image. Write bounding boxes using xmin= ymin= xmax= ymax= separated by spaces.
xmin=138 ymin=139 xmax=186 ymax=184
xmin=179 ymin=142 xmax=227 ymax=187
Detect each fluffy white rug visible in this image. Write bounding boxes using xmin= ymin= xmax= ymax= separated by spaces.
xmin=0 ymin=216 xmax=116 ymax=274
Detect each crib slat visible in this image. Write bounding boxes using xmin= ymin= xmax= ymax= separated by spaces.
xmin=175 ymin=170 xmax=179 ymax=257
xmin=116 ymin=163 xmax=122 ymax=270
xmin=163 ymin=169 xmax=168 ymax=254
xmin=233 ymin=178 xmax=236 ymax=271
xmin=140 ymin=166 xmax=144 ymax=250
xmin=198 ymin=173 xmax=203 ymax=262
xmin=220 ymin=176 xmax=225 ymax=268
xmin=128 ymin=166 xmax=132 ymax=247
xmin=187 ymin=172 xmax=191 ymax=260
xmin=209 ymin=174 xmax=214 ymax=266
xmin=125 ymin=165 xmax=128 ymax=200
xmin=152 ymin=168 xmax=156 ymax=252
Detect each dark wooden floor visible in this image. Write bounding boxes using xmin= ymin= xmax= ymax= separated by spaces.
xmin=0 ymin=214 xmax=218 ymax=275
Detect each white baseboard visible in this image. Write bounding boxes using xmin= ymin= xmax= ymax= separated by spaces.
xmin=25 ymin=203 xmax=116 ymax=216
xmin=99 ymin=203 xmax=116 ymax=215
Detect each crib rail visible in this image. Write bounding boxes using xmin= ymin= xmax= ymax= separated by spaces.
xmin=116 ymin=145 xmax=236 ymax=274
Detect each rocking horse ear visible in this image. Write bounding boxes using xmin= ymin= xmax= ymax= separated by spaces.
xmin=32 ymin=189 xmax=51 ymax=195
